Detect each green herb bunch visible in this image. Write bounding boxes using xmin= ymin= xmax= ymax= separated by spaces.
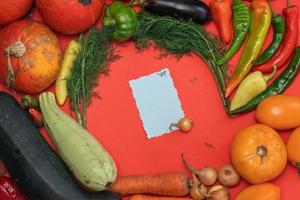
xmin=67 ymin=27 xmax=114 ymax=128
xmin=133 ymin=12 xmax=230 ymax=111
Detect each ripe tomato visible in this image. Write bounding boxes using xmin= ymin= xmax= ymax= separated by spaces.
xmin=231 ymin=124 xmax=287 ymax=184
xmin=256 ymin=95 xmax=300 ymax=130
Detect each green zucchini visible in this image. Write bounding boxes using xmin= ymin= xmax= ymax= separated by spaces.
xmin=0 ymin=91 xmax=121 ymax=200
xmin=39 ymin=92 xmax=117 ymax=192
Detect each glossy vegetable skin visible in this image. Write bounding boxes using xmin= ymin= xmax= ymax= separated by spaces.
xmin=210 ymin=0 xmax=233 ymax=44
xmin=103 ymin=1 xmax=137 ymax=41
xmin=256 ymin=95 xmax=300 ymax=130
xmin=225 ymin=0 xmax=272 ymax=97
xmin=0 ymin=177 xmax=26 ymax=200
xmin=235 ymin=183 xmax=280 ymax=200
xmin=229 ymin=46 xmax=300 ymax=115
xmin=138 ymin=0 xmax=211 ymax=24
xmin=217 ymin=0 xmax=250 ymax=65
xmin=252 ymin=4 xmax=299 ymax=73
xmin=230 ymin=67 xmax=276 ymax=111
xmin=287 ymin=127 xmax=300 ymax=174
xmin=252 ymin=8 xmax=285 ymax=65
xmin=55 ymin=40 xmax=81 ymax=105
xmin=0 ymin=92 xmax=121 ymax=200
xmin=231 ymin=124 xmax=287 ymax=184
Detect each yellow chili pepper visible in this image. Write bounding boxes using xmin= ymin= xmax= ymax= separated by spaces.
xmin=230 ymin=66 xmax=277 ymax=111
xmin=55 ymin=40 xmax=81 ymax=105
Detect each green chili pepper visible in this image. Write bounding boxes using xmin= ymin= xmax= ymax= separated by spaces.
xmin=252 ymin=5 xmax=285 ymax=65
xmin=230 ymin=66 xmax=276 ymax=111
xmin=217 ymin=0 xmax=250 ymax=65
xmin=229 ymin=46 xmax=300 ymax=115
xmin=103 ymin=1 xmax=138 ymax=41
xmin=225 ymin=0 xmax=272 ymax=97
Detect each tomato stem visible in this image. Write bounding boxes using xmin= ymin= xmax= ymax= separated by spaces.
xmin=257 ymin=145 xmax=268 ymax=165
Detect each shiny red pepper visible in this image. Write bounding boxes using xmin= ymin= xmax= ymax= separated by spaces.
xmin=252 ymin=2 xmax=299 ymax=73
xmin=0 ymin=177 xmax=26 ymax=200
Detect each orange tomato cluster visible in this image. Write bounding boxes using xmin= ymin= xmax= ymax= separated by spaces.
xmin=232 ymin=94 xmax=300 ymax=200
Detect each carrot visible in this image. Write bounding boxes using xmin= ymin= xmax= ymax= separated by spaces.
xmin=129 ymin=195 xmax=193 ymax=200
xmin=109 ymin=172 xmax=190 ymax=196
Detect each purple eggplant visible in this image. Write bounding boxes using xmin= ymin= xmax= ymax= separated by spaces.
xmin=140 ymin=0 xmax=211 ymax=24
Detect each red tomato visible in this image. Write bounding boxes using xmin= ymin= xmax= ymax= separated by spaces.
xmin=35 ymin=0 xmax=104 ymax=35
xmin=0 ymin=0 xmax=33 ymax=27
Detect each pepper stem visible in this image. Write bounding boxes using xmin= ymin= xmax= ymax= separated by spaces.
xmin=297 ymin=162 xmax=300 ymax=176
xmin=263 ymin=65 xmax=277 ymax=82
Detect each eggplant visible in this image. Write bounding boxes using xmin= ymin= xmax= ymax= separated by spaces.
xmin=142 ymin=0 xmax=211 ymax=24
xmin=0 ymin=91 xmax=121 ymax=200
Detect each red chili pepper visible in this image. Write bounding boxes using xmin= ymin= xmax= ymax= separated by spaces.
xmin=28 ymin=108 xmax=43 ymax=128
xmin=0 ymin=177 xmax=26 ymax=200
xmin=210 ymin=0 xmax=233 ymax=44
xmin=252 ymin=2 xmax=298 ymax=73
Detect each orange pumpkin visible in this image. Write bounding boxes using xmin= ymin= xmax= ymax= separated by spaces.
xmin=0 ymin=20 xmax=62 ymax=94
xmin=235 ymin=183 xmax=280 ymax=200
xmin=0 ymin=0 xmax=33 ymax=26
xmin=231 ymin=124 xmax=287 ymax=184
xmin=256 ymin=95 xmax=300 ymax=130
xmin=287 ymin=127 xmax=300 ymax=174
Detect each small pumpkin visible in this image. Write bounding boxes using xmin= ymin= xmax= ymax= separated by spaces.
xmin=0 ymin=20 xmax=62 ymax=94
xmin=231 ymin=124 xmax=287 ymax=184
xmin=0 ymin=0 xmax=33 ymax=26
xmin=35 ymin=0 xmax=104 ymax=35
xmin=287 ymin=127 xmax=300 ymax=175
xmin=235 ymin=183 xmax=280 ymax=200
xmin=256 ymin=95 xmax=300 ymax=130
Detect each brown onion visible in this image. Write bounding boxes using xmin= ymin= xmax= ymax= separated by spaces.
xmin=190 ymin=174 xmax=207 ymax=200
xmin=218 ymin=164 xmax=240 ymax=187
xmin=181 ymin=154 xmax=217 ymax=186
xmin=207 ymin=185 xmax=230 ymax=200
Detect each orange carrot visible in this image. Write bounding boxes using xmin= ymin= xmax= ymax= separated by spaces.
xmin=109 ymin=172 xmax=190 ymax=196
xmin=129 ymin=195 xmax=193 ymax=200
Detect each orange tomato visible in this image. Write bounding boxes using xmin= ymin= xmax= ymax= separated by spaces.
xmin=231 ymin=124 xmax=287 ymax=184
xmin=287 ymin=127 xmax=300 ymax=174
xmin=256 ymin=95 xmax=300 ymax=130
xmin=235 ymin=183 xmax=280 ymax=200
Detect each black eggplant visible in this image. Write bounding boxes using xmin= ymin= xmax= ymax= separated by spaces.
xmin=0 ymin=91 xmax=121 ymax=200
xmin=142 ymin=0 xmax=211 ymax=24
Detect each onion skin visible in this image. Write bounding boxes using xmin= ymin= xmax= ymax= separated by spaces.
xmin=217 ymin=165 xmax=240 ymax=187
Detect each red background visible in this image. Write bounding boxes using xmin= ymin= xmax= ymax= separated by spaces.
xmin=2 ymin=0 xmax=300 ymax=199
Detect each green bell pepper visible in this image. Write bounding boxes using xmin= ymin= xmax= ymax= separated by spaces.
xmin=103 ymin=1 xmax=137 ymax=41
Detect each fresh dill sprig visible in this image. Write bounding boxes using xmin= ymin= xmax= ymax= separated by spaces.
xmin=133 ymin=12 xmax=230 ymax=112
xmin=67 ymin=27 xmax=114 ymax=128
